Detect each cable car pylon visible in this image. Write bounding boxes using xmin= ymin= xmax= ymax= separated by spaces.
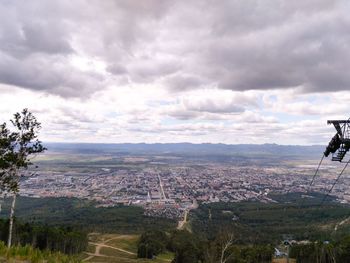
xmin=300 ymin=118 xmax=350 ymax=209
xmin=324 ymin=119 xmax=350 ymax=162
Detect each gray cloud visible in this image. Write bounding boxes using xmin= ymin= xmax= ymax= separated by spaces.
xmin=0 ymin=0 xmax=349 ymax=97
xmin=0 ymin=52 xmax=103 ymax=97
xmin=182 ymin=97 xmax=245 ymax=114
xmin=0 ymin=1 xmax=74 ymax=58
xmin=178 ymin=0 xmax=350 ymax=93
xmin=125 ymin=58 xmax=181 ymax=83
xmin=163 ymin=0 xmax=350 ymax=93
xmin=165 ymin=74 xmax=205 ymax=91
xmin=0 ymin=0 xmax=172 ymax=97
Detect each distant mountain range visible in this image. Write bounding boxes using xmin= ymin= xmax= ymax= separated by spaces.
xmin=44 ymin=142 xmax=325 ymax=157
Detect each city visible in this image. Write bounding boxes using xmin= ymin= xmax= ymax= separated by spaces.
xmin=1 ymin=0 xmax=350 ymax=261
xmin=18 ymin=154 xmax=350 ymax=220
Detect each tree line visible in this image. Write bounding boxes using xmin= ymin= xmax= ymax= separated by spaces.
xmin=191 ymin=200 xmax=350 ymax=244
xmin=138 ymin=228 xmax=350 ymax=263
xmin=0 ymin=218 xmax=87 ymax=254
xmin=137 ymin=229 xmax=274 ymax=263
xmin=289 ymin=237 xmax=350 ymax=263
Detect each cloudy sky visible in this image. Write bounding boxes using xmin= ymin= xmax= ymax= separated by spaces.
xmin=0 ymin=0 xmax=349 ymax=145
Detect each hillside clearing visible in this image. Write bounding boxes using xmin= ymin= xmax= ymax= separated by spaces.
xmin=83 ymin=233 xmax=173 ymax=263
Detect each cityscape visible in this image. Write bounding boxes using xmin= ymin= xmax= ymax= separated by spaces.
xmin=18 ymin=153 xmax=350 ymax=220
xmin=1 ymin=0 xmax=350 ymax=261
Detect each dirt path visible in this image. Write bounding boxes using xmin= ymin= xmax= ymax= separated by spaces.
xmin=177 ymin=199 xmax=198 ymax=230
xmin=177 ymin=209 xmax=188 ymax=230
xmin=89 ymin=242 xmax=136 ymax=255
xmin=334 ymin=216 xmax=350 ymax=232
xmin=82 ymin=236 xmax=136 ymax=262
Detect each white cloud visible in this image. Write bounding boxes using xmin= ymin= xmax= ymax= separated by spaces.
xmin=0 ymin=1 xmax=349 ymax=145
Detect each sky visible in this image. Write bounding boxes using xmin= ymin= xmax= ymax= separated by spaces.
xmin=0 ymin=0 xmax=349 ymax=145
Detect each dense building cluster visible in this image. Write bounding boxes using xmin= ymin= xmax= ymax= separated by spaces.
xmin=19 ymin=161 xmax=350 ymax=219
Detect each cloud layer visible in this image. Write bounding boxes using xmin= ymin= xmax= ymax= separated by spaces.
xmin=0 ymin=0 xmax=349 ymax=144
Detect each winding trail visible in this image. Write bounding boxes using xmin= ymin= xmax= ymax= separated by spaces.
xmin=89 ymin=242 xmax=136 ymax=255
xmin=334 ymin=216 xmax=350 ymax=232
xmin=82 ymin=236 xmax=135 ymax=262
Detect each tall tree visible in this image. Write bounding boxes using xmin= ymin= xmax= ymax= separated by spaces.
xmin=0 ymin=109 xmax=46 ymax=247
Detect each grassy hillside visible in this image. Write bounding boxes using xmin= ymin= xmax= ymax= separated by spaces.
xmin=83 ymin=233 xmax=173 ymax=263
xmin=0 ymin=241 xmax=81 ymax=263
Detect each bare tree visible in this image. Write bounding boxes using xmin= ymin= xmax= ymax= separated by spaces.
xmin=219 ymin=232 xmax=235 ymax=263
xmin=204 ymin=228 xmax=236 ymax=263
xmin=0 ymin=109 xmax=46 ymax=247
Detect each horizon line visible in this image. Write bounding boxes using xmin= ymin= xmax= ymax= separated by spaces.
xmin=42 ymin=141 xmax=326 ymax=147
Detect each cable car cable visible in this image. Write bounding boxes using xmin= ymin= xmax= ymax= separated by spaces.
xmin=299 ymin=154 xmax=325 ymax=210
xmin=320 ymin=158 xmax=350 ymax=206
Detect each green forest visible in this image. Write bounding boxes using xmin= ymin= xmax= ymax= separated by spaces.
xmin=191 ymin=193 xmax=350 ymax=243
xmin=0 ymin=194 xmax=349 ymax=262
xmin=0 ymin=196 xmax=176 ymax=233
xmin=136 ymin=229 xmax=350 ymax=263
xmin=0 ymin=219 xmax=87 ymax=254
